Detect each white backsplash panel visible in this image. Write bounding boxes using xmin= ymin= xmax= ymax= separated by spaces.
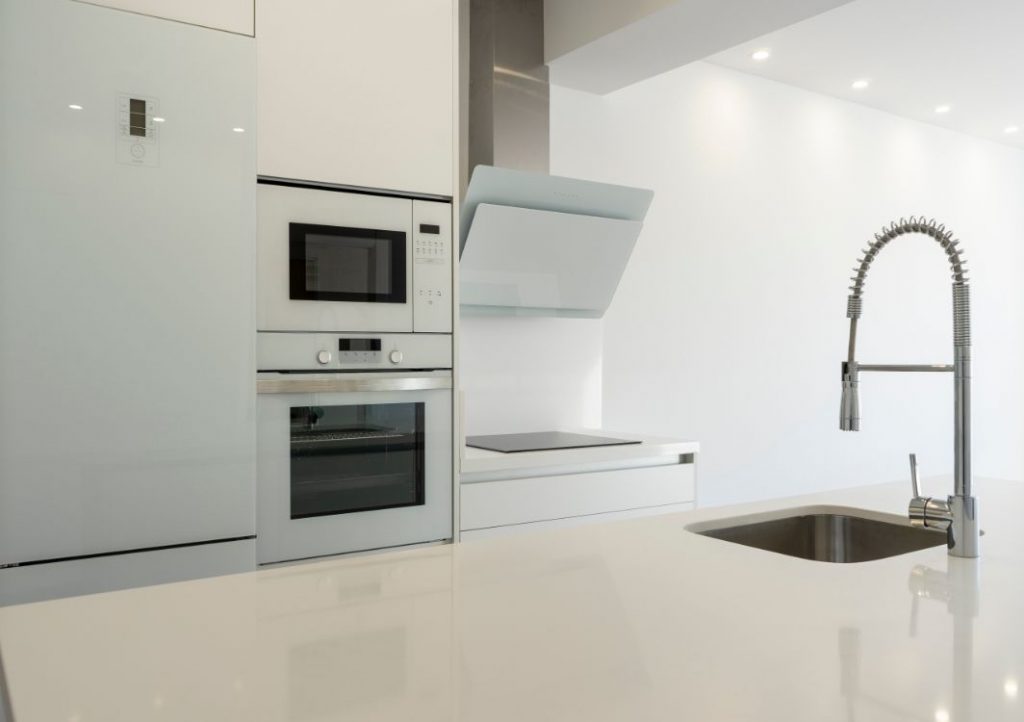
xmin=459 ymin=316 xmax=602 ymax=435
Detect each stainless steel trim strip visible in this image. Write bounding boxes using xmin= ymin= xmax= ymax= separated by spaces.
xmin=257 ymin=372 xmax=453 ymax=394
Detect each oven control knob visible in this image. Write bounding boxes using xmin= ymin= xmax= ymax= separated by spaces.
xmin=316 ymin=350 xmax=332 ymax=365
xmin=389 ymin=350 xmax=404 ymax=365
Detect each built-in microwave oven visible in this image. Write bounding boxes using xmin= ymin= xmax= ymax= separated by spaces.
xmin=257 ymin=181 xmax=453 ymax=334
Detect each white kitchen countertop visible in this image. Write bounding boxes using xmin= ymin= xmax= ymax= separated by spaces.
xmin=1 ymin=477 xmax=1021 ymax=721
xmin=461 ymin=429 xmax=699 ymax=480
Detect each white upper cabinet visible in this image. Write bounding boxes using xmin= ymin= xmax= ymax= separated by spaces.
xmin=256 ymin=0 xmax=455 ymax=197
xmin=73 ymin=0 xmax=254 ymax=35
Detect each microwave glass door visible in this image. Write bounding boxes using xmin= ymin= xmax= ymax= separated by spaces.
xmin=289 ymin=401 xmax=424 ymax=518
xmin=290 ymin=223 xmax=407 ymax=303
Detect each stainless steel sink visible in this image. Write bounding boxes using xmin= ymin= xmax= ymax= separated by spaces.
xmin=687 ymin=507 xmax=948 ymax=563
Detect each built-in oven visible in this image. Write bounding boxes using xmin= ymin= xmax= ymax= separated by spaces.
xmin=256 ymin=332 xmax=453 ymax=564
xmin=257 ymin=180 xmax=453 ymax=334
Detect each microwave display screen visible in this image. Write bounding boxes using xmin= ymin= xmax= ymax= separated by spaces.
xmin=290 ymin=223 xmax=407 ymax=303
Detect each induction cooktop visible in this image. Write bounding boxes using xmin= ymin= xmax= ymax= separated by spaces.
xmin=465 ymin=431 xmax=642 ymax=454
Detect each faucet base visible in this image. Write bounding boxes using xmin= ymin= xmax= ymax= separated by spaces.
xmin=948 ymin=495 xmax=979 ymax=558
xmin=909 ymin=495 xmax=952 ymax=531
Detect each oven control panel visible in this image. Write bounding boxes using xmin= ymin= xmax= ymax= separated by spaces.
xmin=411 ymin=200 xmax=452 ymax=334
xmin=257 ymin=332 xmax=452 ymax=371
xmin=336 ymin=337 xmax=382 ymax=363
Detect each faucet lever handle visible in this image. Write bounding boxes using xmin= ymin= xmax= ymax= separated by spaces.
xmin=909 ymin=453 xmax=921 ymax=498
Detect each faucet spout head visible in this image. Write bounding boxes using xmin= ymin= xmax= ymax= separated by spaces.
xmin=840 ymin=363 xmax=860 ymax=431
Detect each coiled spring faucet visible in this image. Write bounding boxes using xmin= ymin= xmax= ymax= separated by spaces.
xmin=840 ymin=217 xmax=979 ymax=558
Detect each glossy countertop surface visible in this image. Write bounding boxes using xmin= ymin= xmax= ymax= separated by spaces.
xmin=461 ymin=428 xmax=698 ymax=478
xmin=1 ymin=478 xmax=1022 ymax=722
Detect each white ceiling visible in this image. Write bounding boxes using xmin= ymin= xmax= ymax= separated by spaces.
xmin=545 ymin=0 xmax=854 ymax=94
xmin=706 ymin=0 xmax=1024 ymax=149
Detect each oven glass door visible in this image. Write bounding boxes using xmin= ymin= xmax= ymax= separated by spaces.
xmin=257 ymin=373 xmax=453 ymax=564
xmin=290 ymin=401 xmax=424 ymax=518
xmin=289 ymin=223 xmax=406 ymax=303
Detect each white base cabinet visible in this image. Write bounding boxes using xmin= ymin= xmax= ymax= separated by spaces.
xmin=461 ymin=462 xmax=696 ymax=537
xmin=256 ymin=0 xmax=455 ymax=196
xmin=460 ymin=502 xmax=695 ymax=541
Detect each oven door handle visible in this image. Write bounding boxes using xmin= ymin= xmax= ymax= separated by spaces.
xmin=257 ymin=371 xmax=452 ymax=395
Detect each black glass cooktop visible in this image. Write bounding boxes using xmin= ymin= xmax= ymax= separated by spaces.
xmin=465 ymin=431 xmax=641 ymax=454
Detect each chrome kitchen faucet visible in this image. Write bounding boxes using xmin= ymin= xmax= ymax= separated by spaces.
xmin=839 ymin=217 xmax=979 ymax=558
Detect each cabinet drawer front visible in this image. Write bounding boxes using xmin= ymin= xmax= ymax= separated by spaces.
xmin=461 ymin=463 xmax=695 ymax=531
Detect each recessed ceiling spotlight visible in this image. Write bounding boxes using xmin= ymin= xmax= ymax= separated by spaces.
xmin=67 ymin=104 xmax=83 ymax=110
xmin=934 ymin=104 xmax=952 ymax=114
xmin=232 ymin=127 xmax=246 ymax=133
xmin=1005 ymin=125 xmax=1020 ymax=134
xmin=851 ymin=79 xmax=870 ymax=90
xmin=751 ymin=49 xmax=771 ymax=62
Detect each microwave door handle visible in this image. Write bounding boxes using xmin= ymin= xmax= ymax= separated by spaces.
xmin=257 ymin=373 xmax=451 ymax=395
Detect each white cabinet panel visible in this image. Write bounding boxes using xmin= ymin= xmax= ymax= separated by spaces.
xmin=256 ymin=0 xmax=455 ymax=196
xmin=75 ymin=0 xmax=254 ymax=35
xmin=461 ymin=463 xmax=696 ymax=531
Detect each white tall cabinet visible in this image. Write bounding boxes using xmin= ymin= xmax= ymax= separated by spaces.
xmin=256 ymin=0 xmax=456 ymax=196
xmin=73 ymin=0 xmax=254 ymax=35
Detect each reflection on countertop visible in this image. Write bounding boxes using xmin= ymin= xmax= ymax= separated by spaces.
xmin=1 ymin=478 xmax=1023 ymax=721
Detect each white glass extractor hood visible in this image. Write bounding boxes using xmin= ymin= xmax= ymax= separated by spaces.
xmin=459 ymin=165 xmax=654 ymax=318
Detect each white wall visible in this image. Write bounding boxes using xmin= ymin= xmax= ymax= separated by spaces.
xmin=551 ymin=61 xmax=1024 ymax=506
xmin=459 ymin=316 xmax=602 ymax=436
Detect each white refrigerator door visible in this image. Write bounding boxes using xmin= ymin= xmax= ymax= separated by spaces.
xmin=0 ymin=0 xmax=256 ymax=565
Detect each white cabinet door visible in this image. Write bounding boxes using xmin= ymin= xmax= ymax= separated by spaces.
xmin=74 ymin=0 xmax=254 ymax=35
xmin=256 ymin=0 xmax=455 ymax=197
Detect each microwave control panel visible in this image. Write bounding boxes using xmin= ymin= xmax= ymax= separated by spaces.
xmin=411 ymin=200 xmax=453 ymax=333
xmin=116 ymin=94 xmax=159 ymax=167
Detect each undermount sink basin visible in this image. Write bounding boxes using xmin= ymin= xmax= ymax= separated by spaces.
xmin=687 ymin=506 xmax=948 ymax=563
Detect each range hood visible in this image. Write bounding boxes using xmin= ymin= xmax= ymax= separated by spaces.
xmin=460 ymin=0 xmax=654 ymax=318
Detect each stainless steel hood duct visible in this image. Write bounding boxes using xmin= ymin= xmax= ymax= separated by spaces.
xmin=468 ymin=0 xmax=549 ymax=175
xmin=461 ymin=0 xmax=653 ymax=318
